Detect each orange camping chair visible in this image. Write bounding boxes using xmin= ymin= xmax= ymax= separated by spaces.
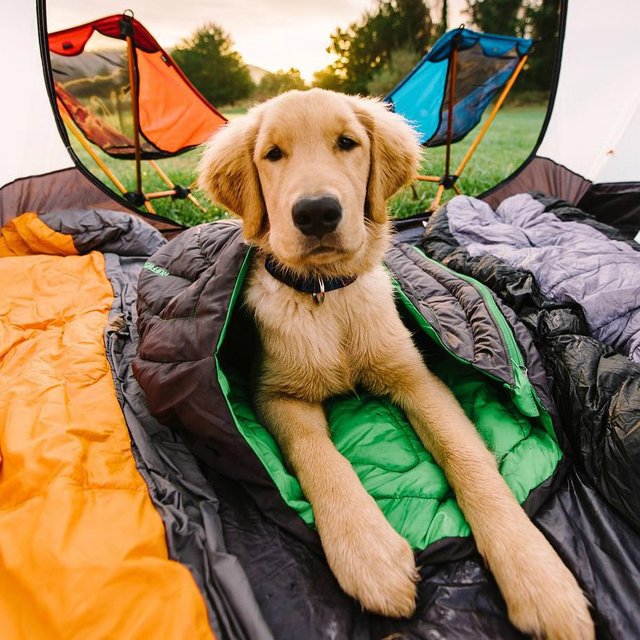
xmin=49 ymin=11 xmax=227 ymax=213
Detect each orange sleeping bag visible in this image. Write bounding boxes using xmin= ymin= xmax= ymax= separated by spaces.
xmin=0 ymin=213 xmax=213 ymax=639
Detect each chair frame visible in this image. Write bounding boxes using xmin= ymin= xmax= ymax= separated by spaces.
xmin=54 ymin=12 xmax=206 ymax=215
xmin=417 ymin=43 xmax=529 ymax=211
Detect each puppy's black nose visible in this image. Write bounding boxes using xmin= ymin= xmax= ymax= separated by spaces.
xmin=292 ymin=196 xmax=342 ymax=237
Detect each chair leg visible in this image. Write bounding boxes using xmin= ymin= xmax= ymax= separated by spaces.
xmin=453 ymin=54 xmax=529 ymax=180
xmin=187 ymin=179 xmax=211 ymax=213
xmin=149 ymin=160 xmax=174 ymax=188
xmin=149 ymin=160 xmax=208 ymax=212
xmin=58 ymin=104 xmax=155 ymax=214
xmin=186 ymin=193 xmax=208 ymax=213
xmin=430 ymin=184 xmax=446 ymax=212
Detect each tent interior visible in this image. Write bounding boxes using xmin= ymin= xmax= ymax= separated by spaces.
xmin=1 ymin=2 xmax=640 ymax=640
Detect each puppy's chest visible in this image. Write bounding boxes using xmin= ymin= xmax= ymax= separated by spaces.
xmin=245 ymin=272 xmax=394 ymax=398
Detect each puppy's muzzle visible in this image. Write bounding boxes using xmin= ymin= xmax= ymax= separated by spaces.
xmin=292 ymin=195 xmax=342 ymax=238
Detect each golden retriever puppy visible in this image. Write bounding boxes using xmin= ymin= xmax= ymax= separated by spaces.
xmin=198 ymin=89 xmax=594 ymax=640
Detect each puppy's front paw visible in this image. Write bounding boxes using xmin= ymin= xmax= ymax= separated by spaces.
xmin=491 ymin=533 xmax=594 ymax=640
xmin=507 ymin=569 xmax=593 ymax=640
xmin=318 ymin=498 xmax=418 ymax=618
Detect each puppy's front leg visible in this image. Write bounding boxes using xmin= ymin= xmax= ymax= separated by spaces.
xmin=365 ymin=340 xmax=594 ymax=640
xmin=256 ymin=393 xmax=418 ymax=617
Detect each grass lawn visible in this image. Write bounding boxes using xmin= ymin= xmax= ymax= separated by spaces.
xmin=67 ymin=103 xmax=547 ymax=226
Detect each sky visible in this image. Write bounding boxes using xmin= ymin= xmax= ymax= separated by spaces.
xmin=47 ymin=0 xmax=466 ymax=80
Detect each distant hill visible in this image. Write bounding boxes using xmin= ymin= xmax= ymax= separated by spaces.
xmin=247 ymin=64 xmax=270 ymax=84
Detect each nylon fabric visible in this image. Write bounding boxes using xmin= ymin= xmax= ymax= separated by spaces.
xmin=428 ymin=45 xmax=520 ymax=147
xmin=0 ymin=214 xmax=214 ymax=640
xmin=386 ymin=28 xmax=531 ymax=146
xmin=49 ymin=14 xmax=226 ymax=160
xmin=422 ymin=194 xmax=640 ymax=531
xmin=134 ymin=211 xmax=640 ymax=637
xmin=446 ymin=193 xmax=640 ymax=361
xmin=104 ymin=248 xmax=273 ymax=640
xmin=0 ymin=212 xmax=77 ymax=256
xmin=137 ymin=51 xmax=224 ymax=154
xmin=388 ymin=57 xmax=448 ymax=144
xmin=427 ymin=28 xmax=532 ymax=62
xmin=222 ymin=318 xmax=561 ymax=549
xmin=39 ymin=208 xmax=167 ymax=256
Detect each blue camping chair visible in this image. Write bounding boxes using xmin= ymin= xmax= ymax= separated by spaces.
xmin=386 ymin=28 xmax=533 ymax=210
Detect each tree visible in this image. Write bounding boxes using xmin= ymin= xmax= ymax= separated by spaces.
xmin=433 ymin=0 xmax=449 ymax=37
xmin=311 ymin=66 xmax=346 ymax=92
xmin=366 ymin=47 xmax=422 ymax=96
xmin=172 ymin=23 xmax=254 ymax=107
xmin=464 ymin=0 xmax=561 ymax=95
xmin=464 ymin=0 xmax=525 ymax=36
xmin=312 ymin=0 xmax=434 ymax=94
xmin=254 ymin=68 xmax=307 ymax=102
xmin=520 ymin=0 xmax=561 ymax=92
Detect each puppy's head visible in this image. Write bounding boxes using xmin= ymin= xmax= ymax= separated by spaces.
xmin=198 ymin=88 xmax=421 ymax=276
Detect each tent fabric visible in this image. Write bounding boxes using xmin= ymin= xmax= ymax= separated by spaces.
xmin=485 ymin=0 xmax=640 ymax=228
xmin=578 ymin=181 xmax=640 ymax=232
xmin=0 ymin=3 xmax=184 ymax=234
xmin=483 ymin=157 xmax=592 ymax=213
xmin=1 ymin=5 xmax=74 ymax=189
xmin=0 ymin=167 xmax=182 ymax=234
xmin=534 ymin=3 xmax=640 ymax=184
xmin=48 ymin=14 xmax=227 ymax=160
xmin=386 ymin=28 xmax=532 ymax=146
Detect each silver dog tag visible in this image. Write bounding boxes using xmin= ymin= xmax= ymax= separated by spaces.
xmin=312 ymin=277 xmax=325 ymax=305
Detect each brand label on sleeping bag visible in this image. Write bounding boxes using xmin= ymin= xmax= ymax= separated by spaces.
xmin=144 ymin=260 xmax=171 ymax=277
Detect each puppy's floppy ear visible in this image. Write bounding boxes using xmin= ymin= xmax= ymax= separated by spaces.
xmin=349 ymin=96 xmax=421 ymax=223
xmin=197 ymin=110 xmax=265 ymax=242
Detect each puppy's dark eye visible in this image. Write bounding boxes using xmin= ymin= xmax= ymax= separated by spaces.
xmin=337 ymin=135 xmax=358 ymax=151
xmin=265 ymin=146 xmax=283 ymax=161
